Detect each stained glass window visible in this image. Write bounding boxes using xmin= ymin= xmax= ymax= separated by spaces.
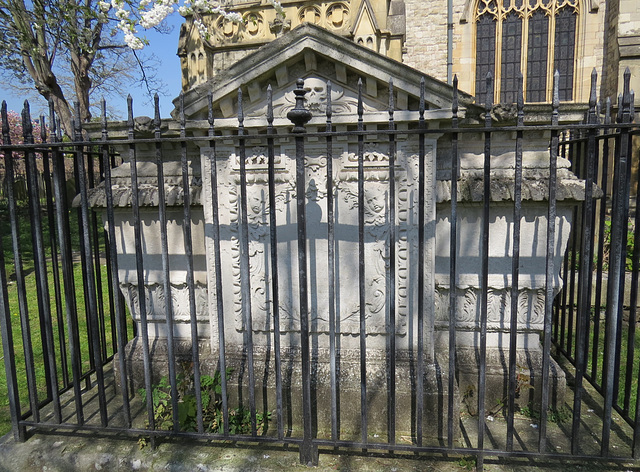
xmin=554 ymin=7 xmax=577 ymax=101
xmin=474 ymin=0 xmax=578 ymax=104
xmin=526 ymin=10 xmax=549 ymax=102
xmin=500 ymin=12 xmax=522 ymax=103
xmin=476 ymin=14 xmax=497 ymax=106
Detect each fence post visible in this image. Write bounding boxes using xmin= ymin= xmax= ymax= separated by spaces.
xmin=287 ymin=78 xmax=317 ymax=466
xmin=605 ymin=68 xmax=633 ymax=455
xmin=571 ymin=69 xmax=599 ymax=455
xmin=0 ymin=102 xmax=24 ymax=441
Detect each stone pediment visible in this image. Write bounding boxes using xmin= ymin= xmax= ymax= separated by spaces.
xmin=173 ymin=22 xmax=473 ymax=125
xmin=243 ymin=75 xmax=389 ymax=119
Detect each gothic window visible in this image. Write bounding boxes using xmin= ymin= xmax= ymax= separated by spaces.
xmin=474 ymin=0 xmax=579 ymax=104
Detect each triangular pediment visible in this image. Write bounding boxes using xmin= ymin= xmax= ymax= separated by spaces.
xmin=243 ymin=73 xmax=392 ymax=120
xmin=173 ymin=23 xmax=472 ymax=125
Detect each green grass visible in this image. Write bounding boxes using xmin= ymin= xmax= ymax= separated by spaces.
xmin=0 ymin=202 xmax=125 ymax=437
xmin=557 ymin=305 xmax=640 ymax=422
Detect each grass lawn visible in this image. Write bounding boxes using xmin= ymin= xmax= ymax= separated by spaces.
xmin=0 ymin=202 xmax=126 ymax=437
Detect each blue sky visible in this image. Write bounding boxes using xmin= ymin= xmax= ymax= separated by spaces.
xmin=0 ymin=14 xmax=185 ymax=121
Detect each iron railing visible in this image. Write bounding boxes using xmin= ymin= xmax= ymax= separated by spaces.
xmin=0 ymin=69 xmax=639 ymax=471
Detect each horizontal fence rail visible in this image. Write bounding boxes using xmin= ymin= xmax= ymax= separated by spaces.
xmin=0 ymin=70 xmax=639 ymax=470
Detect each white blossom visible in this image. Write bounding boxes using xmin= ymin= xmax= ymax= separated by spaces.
xmin=124 ymin=31 xmax=144 ymax=49
xmin=140 ymin=4 xmax=174 ymax=28
xmin=117 ymin=0 xmax=286 ymax=49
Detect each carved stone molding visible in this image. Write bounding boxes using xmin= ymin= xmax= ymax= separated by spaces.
xmin=434 ymin=286 xmax=546 ymax=330
xmin=121 ymin=282 xmax=209 ymax=323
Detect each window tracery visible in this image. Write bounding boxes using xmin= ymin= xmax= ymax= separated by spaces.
xmin=474 ymin=0 xmax=579 ymax=104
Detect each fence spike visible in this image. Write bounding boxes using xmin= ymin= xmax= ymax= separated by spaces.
xmin=56 ymin=117 xmax=62 ymax=141
xmin=605 ymin=97 xmax=612 ymax=125
xmin=552 ymin=70 xmax=560 ymax=110
xmin=326 ymin=81 xmax=332 ymax=121
xmin=485 ymin=72 xmax=493 ymax=126
xmin=73 ymin=101 xmax=82 ymax=137
xmin=127 ymin=95 xmax=134 ymax=131
xmin=207 ymin=91 xmax=214 ymax=129
xmin=420 ymin=77 xmax=426 ymax=117
xmin=237 ymin=88 xmax=244 ymax=125
xmin=38 ymin=115 xmax=45 ymax=142
xmin=617 ymin=93 xmax=624 ymax=123
xmin=267 ymin=85 xmax=274 ymax=125
xmin=47 ymin=100 xmax=57 ymax=140
xmin=1 ymin=101 xmax=9 ymax=142
xmin=388 ymin=78 xmax=394 ymax=117
xmin=590 ymin=69 xmax=598 ymax=109
xmin=623 ymin=67 xmax=631 ymax=98
xmin=179 ymin=92 xmax=186 ymax=135
xmin=517 ymin=72 xmax=524 ymax=124
xmin=101 ymin=98 xmax=107 ymax=134
xmin=154 ymin=94 xmax=161 ymax=131
xmin=452 ymin=75 xmax=458 ymax=118
xmin=357 ymin=78 xmax=363 ymax=118
xmin=21 ymin=101 xmax=33 ymax=142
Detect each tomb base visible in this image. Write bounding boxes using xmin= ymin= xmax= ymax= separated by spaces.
xmin=118 ymin=339 xmax=459 ymax=440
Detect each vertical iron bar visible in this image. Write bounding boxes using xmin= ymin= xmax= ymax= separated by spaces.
xmin=87 ymin=145 xmax=108 ymax=363
xmin=98 ymin=142 xmax=118 ymax=359
xmin=325 ymin=81 xmax=338 ymax=443
xmin=447 ymin=77 xmax=459 ymax=448
xmin=236 ymin=90 xmax=257 ymax=435
xmin=208 ymin=92 xmax=230 ymax=436
xmin=73 ymin=102 xmax=107 ymax=426
xmin=39 ymin=116 xmax=68 ymax=387
xmin=154 ymin=95 xmax=180 ymax=431
xmin=417 ymin=78 xmax=426 ymax=447
xmin=3 ymin=102 xmax=40 ymax=424
xmin=100 ymin=99 xmax=131 ymax=428
xmin=0 ymin=101 xmax=24 ymax=441
xmin=569 ymin=124 xmax=586 ymax=363
xmin=357 ymin=79 xmax=368 ymax=448
xmin=612 ymin=93 xmax=634 ymax=407
xmin=179 ymin=93 xmax=205 ymax=434
xmin=49 ymin=100 xmax=84 ymax=425
xmin=571 ymin=70 xmax=598 ymax=455
xmin=559 ymin=131 xmax=573 ymax=351
xmin=286 ymin=79 xmax=316 ymax=465
xmin=591 ymin=99 xmax=611 ymax=386
xmin=266 ymin=85 xmax=284 ymax=439
xmin=506 ymin=73 xmax=524 ymax=452
xmin=74 ymin=129 xmax=95 ymax=385
xmin=477 ymin=73 xmax=493 ymax=472
xmin=387 ymin=79 xmax=397 ymax=445
xmin=625 ymin=157 xmax=640 ymax=415
xmin=127 ymin=95 xmax=157 ymax=437
xmin=539 ymin=71 xmax=560 ymax=452
xmin=605 ymin=69 xmax=632 ymax=454
xmin=23 ymin=102 xmax=61 ymax=422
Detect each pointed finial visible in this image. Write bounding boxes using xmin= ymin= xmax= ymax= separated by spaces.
xmin=326 ymin=80 xmax=333 ymax=121
xmin=154 ymin=94 xmax=161 ymax=130
xmin=286 ymin=79 xmax=312 ymax=133
xmin=267 ymin=84 xmax=274 ymax=125
xmin=388 ymin=78 xmax=394 ymax=118
xmin=127 ymin=95 xmax=134 ymax=128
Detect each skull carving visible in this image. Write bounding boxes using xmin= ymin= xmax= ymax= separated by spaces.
xmin=303 ymin=78 xmax=327 ymax=112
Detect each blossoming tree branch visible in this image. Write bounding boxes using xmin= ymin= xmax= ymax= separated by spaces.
xmin=0 ymin=0 xmax=283 ymax=137
xmin=108 ymin=0 xmax=284 ymax=49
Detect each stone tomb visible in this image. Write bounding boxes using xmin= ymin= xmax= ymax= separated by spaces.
xmin=97 ymin=24 xmax=581 ymax=439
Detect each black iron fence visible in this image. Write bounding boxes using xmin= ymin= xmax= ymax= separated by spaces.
xmin=0 ymin=69 xmax=639 ymax=470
